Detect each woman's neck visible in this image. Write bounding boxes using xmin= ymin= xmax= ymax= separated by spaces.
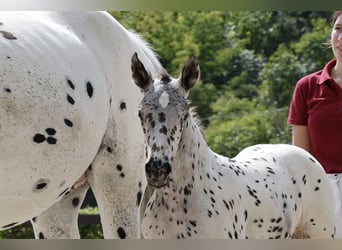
xmin=331 ymin=60 xmax=342 ymax=87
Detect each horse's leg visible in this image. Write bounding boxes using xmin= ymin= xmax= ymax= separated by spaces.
xmin=30 ymin=178 xmax=89 ymax=239
xmin=87 ymin=133 xmax=145 ymax=239
xmin=139 ymin=184 xmax=155 ymax=239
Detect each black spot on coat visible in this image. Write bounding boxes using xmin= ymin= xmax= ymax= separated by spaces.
xmin=33 ymin=134 xmax=46 ymax=143
xmin=86 ymin=82 xmax=94 ymax=98
xmin=33 ymin=179 xmax=50 ymax=191
xmin=117 ymin=227 xmax=126 ymax=239
xmin=72 ymin=197 xmax=80 ymax=207
xmin=67 ymin=94 xmax=75 ymax=105
xmin=39 ymin=232 xmax=44 ymax=239
xmin=0 ymin=30 xmax=17 ymax=40
xmin=136 ymin=191 xmax=142 ymax=206
xmin=64 ymin=119 xmax=73 ymax=127
xmin=120 ymin=101 xmax=126 ymax=110
xmin=45 ymin=128 xmax=56 ymax=135
xmin=67 ymin=78 xmax=75 ymax=90
xmin=46 ymin=137 xmax=57 ymax=144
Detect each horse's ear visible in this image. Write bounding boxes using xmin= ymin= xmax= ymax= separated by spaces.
xmin=131 ymin=52 xmax=152 ymax=91
xmin=180 ymin=54 xmax=200 ymax=92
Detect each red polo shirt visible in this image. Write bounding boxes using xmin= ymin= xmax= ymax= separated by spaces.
xmin=288 ymin=59 xmax=342 ymax=173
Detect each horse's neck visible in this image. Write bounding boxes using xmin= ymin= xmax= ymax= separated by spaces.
xmin=60 ymin=12 xmax=161 ymax=94
xmin=173 ymin=115 xmax=218 ymax=180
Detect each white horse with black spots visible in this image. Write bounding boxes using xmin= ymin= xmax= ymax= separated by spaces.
xmin=131 ymin=53 xmax=336 ymax=239
xmin=0 ymin=11 xmax=163 ymax=238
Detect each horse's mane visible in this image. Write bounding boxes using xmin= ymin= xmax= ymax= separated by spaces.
xmin=127 ymin=30 xmax=166 ymax=78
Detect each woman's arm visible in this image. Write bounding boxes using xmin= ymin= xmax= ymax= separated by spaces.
xmin=291 ymin=125 xmax=311 ymax=153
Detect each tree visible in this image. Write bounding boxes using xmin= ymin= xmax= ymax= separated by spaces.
xmin=292 ymin=17 xmax=333 ymax=73
xmin=259 ymin=16 xmax=332 ymax=109
xmin=258 ymin=44 xmax=305 ymax=108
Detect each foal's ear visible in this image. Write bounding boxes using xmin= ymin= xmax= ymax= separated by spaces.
xmin=131 ymin=52 xmax=152 ymax=91
xmin=180 ymin=54 xmax=200 ymax=91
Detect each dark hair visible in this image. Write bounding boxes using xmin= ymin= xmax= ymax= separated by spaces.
xmin=323 ymin=11 xmax=342 ymax=48
xmin=331 ymin=11 xmax=342 ymax=27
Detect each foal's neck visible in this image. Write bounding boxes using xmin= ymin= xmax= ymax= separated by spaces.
xmin=172 ymin=115 xmax=219 ymax=183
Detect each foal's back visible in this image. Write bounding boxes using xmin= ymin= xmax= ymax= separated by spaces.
xmin=228 ymin=143 xmax=335 ymax=238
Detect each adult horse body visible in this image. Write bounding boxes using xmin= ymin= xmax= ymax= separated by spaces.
xmin=131 ymin=53 xmax=335 ymax=239
xmin=0 ymin=11 xmax=161 ymax=238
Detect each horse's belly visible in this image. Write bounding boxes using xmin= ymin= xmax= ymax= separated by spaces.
xmin=0 ymin=196 xmax=47 ymax=229
xmin=0 ymin=85 xmax=108 ymax=228
xmin=0 ymin=12 xmax=110 ymax=228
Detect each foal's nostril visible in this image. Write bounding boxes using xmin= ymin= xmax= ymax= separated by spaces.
xmin=145 ymin=158 xmax=154 ymax=173
xmin=163 ymin=162 xmax=171 ymax=175
xmin=145 ymin=158 xmax=172 ymax=175
xmin=145 ymin=157 xmax=172 ymax=187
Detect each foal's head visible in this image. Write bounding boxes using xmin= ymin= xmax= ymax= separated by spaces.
xmin=131 ymin=52 xmax=200 ymax=187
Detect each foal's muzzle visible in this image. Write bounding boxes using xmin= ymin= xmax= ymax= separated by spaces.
xmin=145 ymin=158 xmax=172 ymax=187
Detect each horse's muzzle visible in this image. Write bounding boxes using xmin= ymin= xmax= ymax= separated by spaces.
xmin=145 ymin=158 xmax=171 ymax=187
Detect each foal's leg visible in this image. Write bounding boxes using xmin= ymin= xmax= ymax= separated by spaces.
xmin=30 ymin=179 xmax=89 ymax=239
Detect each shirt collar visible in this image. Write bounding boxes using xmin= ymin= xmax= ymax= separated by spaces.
xmin=319 ymin=59 xmax=336 ymax=85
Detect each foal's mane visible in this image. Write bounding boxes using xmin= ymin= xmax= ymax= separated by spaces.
xmin=189 ymin=103 xmax=202 ymax=129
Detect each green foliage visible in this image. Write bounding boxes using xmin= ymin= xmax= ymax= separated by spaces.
xmin=205 ymin=94 xmax=291 ymax=157
xmin=0 ymin=221 xmax=103 ymax=239
xmin=210 ymin=92 xmax=257 ymax=119
xmin=0 ymin=206 xmax=102 ymax=239
xmin=0 ymin=224 xmax=34 ymax=239
xmin=79 ymin=224 xmax=103 ymax=239
xmin=292 ymin=17 xmax=333 ymax=72
xmin=79 ymin=206 xmax=99 ymax=215
xmin=258 ymin=16 xmax=333 ymax=110
xmin=206 ymin=111 xmax=274 ymax=157
xmin=258 ymin=44 xmax=305 ymax=108
xmin=205 ymin=93 xmax=269 ymax=156
xmin=188 ymin=81 xmax=219 ymax=127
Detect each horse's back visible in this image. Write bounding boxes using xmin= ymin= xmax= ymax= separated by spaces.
xmin=232 ymin=144 xmax=335 ymax=238
xmin=0 ymin=12 xmax=110 ymax=229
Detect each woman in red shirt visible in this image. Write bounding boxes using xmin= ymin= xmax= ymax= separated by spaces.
xmin=288 ymin=11 xmax=342 ymax=238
